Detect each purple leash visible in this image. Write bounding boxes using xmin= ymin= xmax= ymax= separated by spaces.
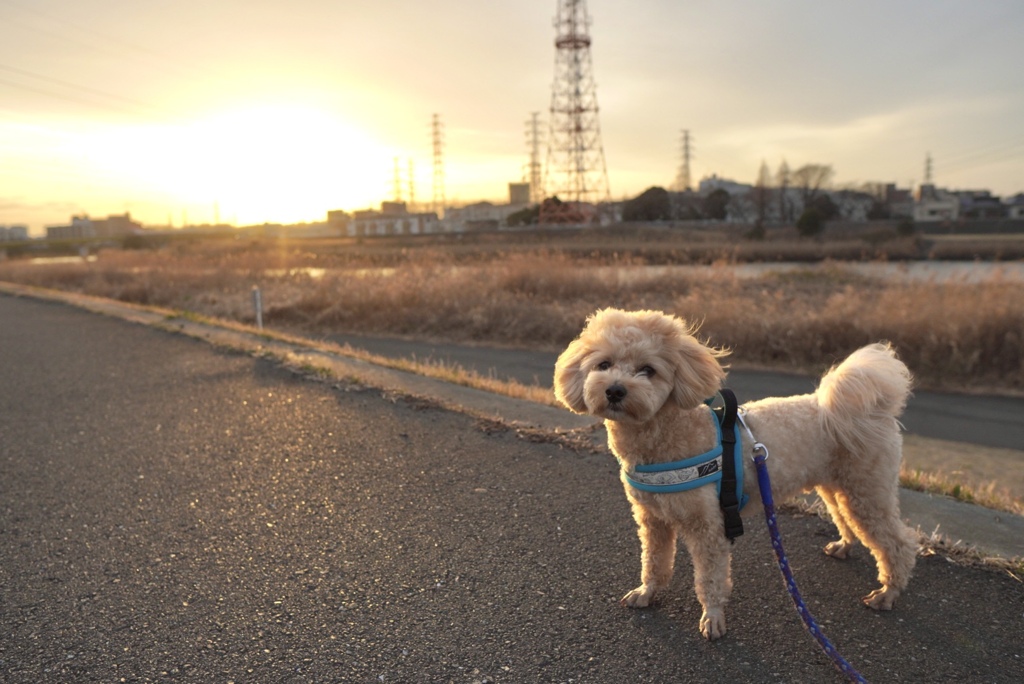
xmin=750 ymin=439 xmax=869 ymax=684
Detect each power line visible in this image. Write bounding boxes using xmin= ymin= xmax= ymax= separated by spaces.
xmin=0 ymin=75 xmax=154 ymax=117
xmin=938 ymin=134 xmax=1024 ymax=166
xmin=0 ymin=64 xmax=170 ymax=118
xmin=938 ymin=139 xmax=1024 ymax=177
xmin=0 ymin=0 xmax=253 ymax=120
xmin=0 ymin=0 xmax=204 ymax=80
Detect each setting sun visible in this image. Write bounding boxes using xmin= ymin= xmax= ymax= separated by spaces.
xmin=76 ymin=103 xmax=393 ymax=226
xmin=0 ymin=1 xmax=1021 ymax=234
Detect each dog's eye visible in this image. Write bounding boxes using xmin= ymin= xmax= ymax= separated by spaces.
xmin=638 ymin=365 xmax=656 ymax=378
xmin=596 ymin=360 xmax=612 ymax=371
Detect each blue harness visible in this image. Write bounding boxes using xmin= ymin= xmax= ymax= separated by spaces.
xmin=624 ymin=391 xmax=749 ymax=540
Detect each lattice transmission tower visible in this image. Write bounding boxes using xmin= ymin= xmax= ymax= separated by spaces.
xmin=540 ymin=0 xmax=610 ymax=224
xmin=673 ymin=130 xmax=693 ymax=192
xmin=407 ymin=159 xmax=415 ymax=211
xmin=525 ymin=112 xmax=544 ymax=205
xmin=431 ymin=113 xmax=445 ymax=218
xmin=391 ymin=157 xmax=403 ymax=203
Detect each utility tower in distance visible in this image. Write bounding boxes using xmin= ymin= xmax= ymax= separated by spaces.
xmin=391 ymin=157 xmax=403 ymax=203
xmin=407 ymin=159 xmax=415 ymax=211
xmin=525 ymin=112 xmax=544 ymax=205
xmin=673 ymin=130 xmax=693 ymax=192
xmin=431 ymin=113 xmax=445 ymax=218
xmin=540 ymin=0 xmax=610 ymax=224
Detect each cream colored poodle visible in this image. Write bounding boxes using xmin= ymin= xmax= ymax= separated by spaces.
xmin=554 ymin=308 xmax=917 ymax=640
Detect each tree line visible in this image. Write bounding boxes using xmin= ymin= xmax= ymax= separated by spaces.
xmin=621 ymin=162 xmax=852 ymax=236
xmin=507 ymin=161 xmax=904 ymax=236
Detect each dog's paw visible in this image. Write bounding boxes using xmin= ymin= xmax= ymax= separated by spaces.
xmin=824 ymin=540 xmax=853 ymax=559
xmin=862 ymin=586 xmax=899 ymax=610
xmin=699 ymin=608 xmax=727 ymax=640
xmin=620 ymin=585 xmax=657 ymax=608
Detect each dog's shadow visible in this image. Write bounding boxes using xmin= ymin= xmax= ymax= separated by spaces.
xmin=619 ymin=510 xmax=884 ymax=671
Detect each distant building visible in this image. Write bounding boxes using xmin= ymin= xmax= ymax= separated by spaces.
xmin=444 ymin=201 xmax=524 ymax=231
xmin=46 ymin=213 xmax=142 ymax=240
xmin=697 ymin=174 xmax=753 ymax=197
xmin=508 ymin=182 xmax=531 ymax=205
xmin=443 ymin=183 xmax=532 ymax=231
xmin=0 ymin=225 xmax=28 ymax=241
xmin=830 ymin=190 xmax=876 ymax=222
xmin=326 ymin=210 xmax=350 ymax=234
xmin=956 ymin=190 xmax=1006 ymax=219
xmin=46 ymin=219 xmax=91 ymax=240
xmin=1006 ymin=193 xmax=1024 ymax=219
xmin=913 ymin=184 xmax=959 ymax=222
xmin=380 ymin=201 xmax=406 ymax=216
xmin=92 ymin=213 xmax=141 ymax=237
xmin=883 ymin=184 xmax=915 ymax=219
xmin=349 ymin=202 xmax=439 ymax=237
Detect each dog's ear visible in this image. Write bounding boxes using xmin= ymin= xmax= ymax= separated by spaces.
xmin=668 ymin=327 xmax=727 ymax=409
xmin=553 ymin=335 xmax=591 ymax=414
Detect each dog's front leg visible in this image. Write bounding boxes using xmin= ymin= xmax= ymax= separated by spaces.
xmin=620 ymin=504 xmax=676 ymax=608
xmin=679 ymin=525 xmax=733 ymax=640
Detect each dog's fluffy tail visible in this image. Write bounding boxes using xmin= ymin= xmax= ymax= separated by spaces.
xmin=816 ymin=343 xmax=913 ymax=452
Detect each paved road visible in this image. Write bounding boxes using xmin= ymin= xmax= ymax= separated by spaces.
xmin=2 ymin=294 xmax=1023 ymax=683
xmin=324 ymin=333 xmax=1024 ymax=452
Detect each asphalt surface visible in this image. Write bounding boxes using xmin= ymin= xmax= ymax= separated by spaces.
xmin=2 ymin=293 xmax=1023 ymax=683
xmin=322 ymin=333 xmax=1024 ymax=452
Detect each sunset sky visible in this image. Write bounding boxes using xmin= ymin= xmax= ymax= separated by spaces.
xmin=1 ymin=0 xmax=1022 ymax=234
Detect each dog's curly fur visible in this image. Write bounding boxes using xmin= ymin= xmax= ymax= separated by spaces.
xmin=554 ymin=308 xmax=917 ymax=640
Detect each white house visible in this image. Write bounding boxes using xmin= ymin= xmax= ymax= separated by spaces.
xmin=913 ymin=184 xmax=960 ymax=222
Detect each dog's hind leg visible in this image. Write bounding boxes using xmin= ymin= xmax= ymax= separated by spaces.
xmin=831 ymin=484 xmax=918 ymax=610
xmin=621 ymin=505 xmax=677 ymax=609
xmin=817 ymin=486 xmax=857 ymax=559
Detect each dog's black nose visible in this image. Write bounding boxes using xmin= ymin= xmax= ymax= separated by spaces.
xmin=606 ymin=384 xmax=627 ymax=403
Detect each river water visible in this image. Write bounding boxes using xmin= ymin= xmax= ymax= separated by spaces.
xmin=345 ymin=260 xmax=1024 ymax=284
xmin=27 ymin=256 xmax=1023 ymax=284
xmin=611 ymin=261 xmax=1024 ymax=284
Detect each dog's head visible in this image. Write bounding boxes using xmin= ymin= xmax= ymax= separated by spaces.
xmin=554 ymin=308 xmax=728 ymax=423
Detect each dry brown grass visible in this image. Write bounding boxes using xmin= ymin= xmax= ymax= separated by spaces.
xmin=5 ymin=238 xmax=1022 ymax=516
xmin=1 ymin=234 xmax=1021 ymax=394
xmin=900 ymin=467 xmax=1023 ymax=515
xmin=900 ymin=434 xmax=1024 ymax=514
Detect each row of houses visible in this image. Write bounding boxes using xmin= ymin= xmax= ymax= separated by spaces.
xmin=698 ymin=175 xmax=1024 ymax=224
xmin=16 ymin=178 xmax=1022 ymax=243
xmin=913 ymin=185 xmax=1024 ymax=222
xmin=332 ymin=176 xmax=1024 ymax=237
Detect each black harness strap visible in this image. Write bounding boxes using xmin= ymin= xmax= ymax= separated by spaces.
xmin=715 ymin=389 xmax=744 ymax=542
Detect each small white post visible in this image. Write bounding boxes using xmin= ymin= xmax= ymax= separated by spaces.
xmin=252 ymin=285 xmax=263 ymax=330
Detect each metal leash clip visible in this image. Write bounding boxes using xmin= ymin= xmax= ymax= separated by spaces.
xmin=752 ymin=442 xmax=769 ymax=462
xmin=737 ymin=408 xmax=769 ymax=462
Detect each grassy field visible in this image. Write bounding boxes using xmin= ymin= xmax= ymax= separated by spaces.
xmin=1 ymin=226 xmax=1022 ymax=395
xmin=3 ymin=226 xmax=1023 ymax=514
